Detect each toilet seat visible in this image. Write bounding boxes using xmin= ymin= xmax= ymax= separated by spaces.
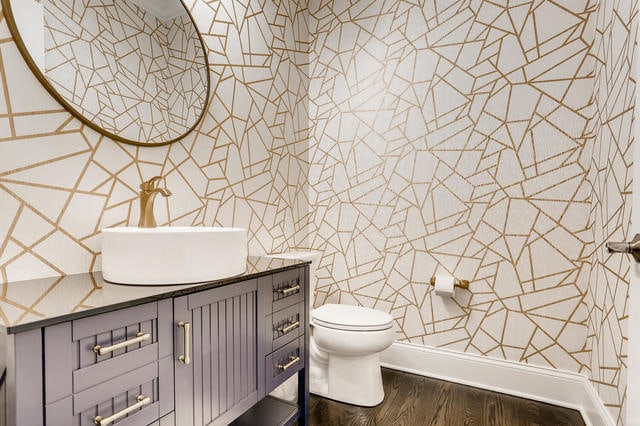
xmin=312 ymin=303 xmax=393 ymax=331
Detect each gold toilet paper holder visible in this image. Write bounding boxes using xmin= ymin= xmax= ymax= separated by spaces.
xmin=429 ymin=277 xmax=470 ymax=290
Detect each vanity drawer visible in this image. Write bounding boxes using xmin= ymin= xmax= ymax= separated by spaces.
xmin=44 ymin=300 xmax=174 ymax=405
xmin=265 ymin=336 xmax=305 ymax=394
xmin=266 ymin=302 xmax=304 ymax=353
xmin=47 ymin=361 xmax=161 ymax=425
xmin=72 ymin=302 xmax=158 ymax=368
xmin=271 ymin=268 xmax=303 ymax=312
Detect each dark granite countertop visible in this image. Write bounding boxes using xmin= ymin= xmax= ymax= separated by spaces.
xmin=0 ymin=256 xmax=309 ymax=334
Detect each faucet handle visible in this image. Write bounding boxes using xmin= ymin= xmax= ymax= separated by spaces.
xmin=140 ymin=176 xmax=164 ymax=191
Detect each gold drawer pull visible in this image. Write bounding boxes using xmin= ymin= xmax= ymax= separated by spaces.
xmin=277 ymin=284 xmax=300 ymax=295
xmin=93 ymin=332 xmax=151 ymax=356
xmin=93 ymin=395 xmax=151 ymax=426
xmin=277 ymin=321 xmax=300 ymax=334
xmin=277 ymin=355 xmax=300 ymax=371
xmin=178 ymin=321 xmax=191 ymax=365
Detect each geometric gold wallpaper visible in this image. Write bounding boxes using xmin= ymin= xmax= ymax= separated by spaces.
xmin=308 ymin=0 xmax=597 ymax=379
xmin=307 ymin=0 xmax=635 ymax=423
xmin=0 ymin=0 xmax=637 ymax=422
xmin=586 ymin=0 xmax=636 ymax=423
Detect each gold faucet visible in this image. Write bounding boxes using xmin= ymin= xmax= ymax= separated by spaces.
xmin=138 ymin=176 xmax=172 ymax=228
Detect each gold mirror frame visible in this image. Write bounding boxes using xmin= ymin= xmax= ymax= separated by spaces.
xmin=1 ymin=0 xmax=211 ymax=147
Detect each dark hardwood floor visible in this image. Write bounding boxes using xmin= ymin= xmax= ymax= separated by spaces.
xmin=306 ymin=368 xmax=586 ymax=425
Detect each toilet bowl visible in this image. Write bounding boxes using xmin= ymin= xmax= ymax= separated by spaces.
xmin=267 ymin=251 xmax=396 ymax=407
xmin=311 ymin=303 xmax=395 ymax=406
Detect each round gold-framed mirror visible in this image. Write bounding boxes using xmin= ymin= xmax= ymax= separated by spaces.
xmin=2 ymin=0 xmax=210 ymax=146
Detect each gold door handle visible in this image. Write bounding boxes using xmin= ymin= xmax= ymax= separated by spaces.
xmin=178 ymin=321 xmax=191 ymax=365
xmin=93 ymin=332 xmax=151 ymax=356
xmin=277 ymin=321 xmax=300 ymax=334
xmin=93 ymin=395 xmax=150 ymax=426
xmin=277 ymin=284 xmax=300 ymax=295
xmin=607 ymin=234 xmax=640 ymax=263
xmin=277 ymin=355 xmax=300 ymax=371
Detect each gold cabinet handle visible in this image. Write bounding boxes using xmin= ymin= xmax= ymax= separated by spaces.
xmin=178 ymin=321 xmax=191 ymax=365
xmin=93 ymin=332 xmax=151 ymax=356
xmin=277 ymin=355 xmax=300 ymax=371
xmin=93 ymin=395 xmax=150 ymax=426
xmin=277 ymin=284 xmax=300 ymax=295
xmin=277 ymin=321 xmax=300 ymax=334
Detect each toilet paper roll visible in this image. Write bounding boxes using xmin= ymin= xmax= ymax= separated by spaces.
xmin=434 ymin=276 xmax=455 ymax=298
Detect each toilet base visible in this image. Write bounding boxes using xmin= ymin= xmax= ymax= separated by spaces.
xmin=319 ymin=353 xmax=384 ymax=407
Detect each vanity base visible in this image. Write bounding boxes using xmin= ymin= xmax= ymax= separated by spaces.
xmin=231 ymin=396 xmax=299 ymax=426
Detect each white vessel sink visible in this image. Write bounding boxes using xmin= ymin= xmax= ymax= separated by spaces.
xmin=101 ymin=227 xmax=247 ymax=285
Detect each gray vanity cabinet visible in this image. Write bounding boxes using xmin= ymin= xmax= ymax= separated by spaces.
xmin=1 ymin=261 xmax=310 ymax=426
xmin=174 ymin=279 xmax=259 ymax=426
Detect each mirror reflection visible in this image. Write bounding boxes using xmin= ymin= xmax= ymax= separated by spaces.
xmin=5 ymin=0 xmax=209 ymax=146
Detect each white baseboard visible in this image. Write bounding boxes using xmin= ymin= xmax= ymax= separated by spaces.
xmin=380 ymin=342 xmax=614 ymax=426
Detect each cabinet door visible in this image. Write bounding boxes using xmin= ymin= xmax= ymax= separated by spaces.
xmin=174 ymin=280 xmax=258 ymax=426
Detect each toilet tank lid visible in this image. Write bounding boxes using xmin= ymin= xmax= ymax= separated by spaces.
xmin=312 ymin=304 xmax=393 ymax=330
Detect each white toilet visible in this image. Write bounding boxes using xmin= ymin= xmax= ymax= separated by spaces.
xmin=268 ymin=251 xmax=396 ymax=407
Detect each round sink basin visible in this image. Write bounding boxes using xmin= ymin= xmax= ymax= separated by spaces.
xmin=101 ymin=227 xmax=247 ymax=285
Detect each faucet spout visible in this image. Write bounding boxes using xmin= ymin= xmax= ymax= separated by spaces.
xmin=138 ymin=177 xmax=171 ymax=228
xmin=153 ymin=187 xmax=172 ymax=197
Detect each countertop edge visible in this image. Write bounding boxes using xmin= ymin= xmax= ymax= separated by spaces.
xmin=2 ymin=260 xmax=310 ymax=335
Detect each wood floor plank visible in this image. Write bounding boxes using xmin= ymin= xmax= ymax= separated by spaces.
xmin=306 ymin=368 xmax=586 ymax=426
